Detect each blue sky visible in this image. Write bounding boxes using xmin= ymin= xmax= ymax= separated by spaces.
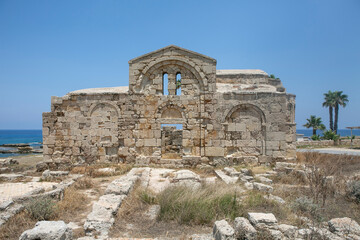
xmin=0 ymin=0 xmax=359 ymax=130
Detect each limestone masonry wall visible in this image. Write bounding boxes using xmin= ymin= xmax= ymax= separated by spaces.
xmin=42 ymin=45 xmax=296 ymax=168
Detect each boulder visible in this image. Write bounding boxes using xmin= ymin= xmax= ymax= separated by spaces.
xmin=256 ymin=176 xmax=273 ymax=184
xmin=19 ymin=221 xmax=72 ymax=240
xmin=264 ymin=194 xmax=285 ymax=204
xmin=328 ymin=217 xmax=360 ymax=236
xmin=215 ymin=170 xmax=238 ymax=184
xmin=234 ymin=217 xmax=257 ymax=239
xmin=240 ymin=168 xmax=253 ymax=176
xmin=0 ymin=173 xmax=24 ymax=181
xmin=94 ymin=194 xmax=125 ymax=214
xmin=213 ymin=220 xmax=235 ymax=240
xmin=244 ymin=182 xmax=253 ymax=190
xmin=42 ymin=170 xmax=69 ymax=179
xmin=278 ymin=224 xmax=297 ymax=238
xmin=0 ymin=158 xmax=18 ymax=166
xmin=18 ymin=146 xmax=33 ymax=153
xmin=0 ymin=200 xmax=13 ymax=211
xmin=171 ymin=170 xmax=201 ymax=188
xmin=36 ymin=162 xmax=49 ymax=172
xmin=252 ymin=182 xmax=273 ymax=193
xmin=248 ymin=212 xmax=277 ymax=226
xmin=223 ymin=167 xmax=241 ymax=177
xmin=97 ymin=168 xmax=115 ymax=174
xmin=105 ymin=176 xmax=137 ymax=195
xmin=268 ymin=229 xmax=283 ymax=240
xmin=274 ymin=162 xmax=296 ymax=173
xmin=239 ymin=175 xmax=254 ymax=183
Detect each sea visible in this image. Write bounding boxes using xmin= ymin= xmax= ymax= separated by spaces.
xmin=0 ymin=130 xmax=43 ymax=158
xmin=0 ymin=129 xmax=359 ymax=158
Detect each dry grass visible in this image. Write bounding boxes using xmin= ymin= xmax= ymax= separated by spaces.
xmin=297 ymin=152 xmax=360 ymax=176
xmin=271 ymin=152 xmax=360 ymax=224
xmin=0 ymin=211 xmax=37 ymax=240
xmin=71 ymin=163 xmax=132 ymax=178
xmin=0 ymin=186 xmax=90 ymax=240
xmin=233 ymin=164 xmax=271 ymax=175
xmin=73 ymin=177 xmax=94 ymax=189
xmin=55 ymin=187 xmax=90 ymax=221
xmin=242 ymin=191 xmax=295 ymax=224
xmin=272 ymin=171 xmax=307 ymax=185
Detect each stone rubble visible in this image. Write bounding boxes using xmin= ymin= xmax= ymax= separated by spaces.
xmin=252 ymin=182 xmax=273 ymax=193
xmin=214 ymin=170 xmax=238 ymax=184
xmin=213 ymin=219 xmax=235 ymax=240
xmin=234 ymin=217 xmax=257 ymax=240
xmin=84 ymin=168 xmax=142 ymax=238
xmin=0 ymin=175 xmax=78 ymax=228
xmin=19 ymin=221 xmax=72 ymax=240
xmin=213 ymin=213 xmax=360 ymax=240
xmin=248 ymin=212 xmax=278 ymax=226
xmin=0 ymin=173 xmax=24 ymax=181
xmin=0 ymin=158 xmax=19 ymax=166
xmin=42 ymin=169 xmax=69 ymax=179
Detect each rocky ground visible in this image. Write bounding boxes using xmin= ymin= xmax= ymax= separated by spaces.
xmin=1 ymin=152 xmax=360 ymax=239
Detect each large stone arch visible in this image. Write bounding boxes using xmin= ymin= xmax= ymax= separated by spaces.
xmin=136 ymin=57 xmax=207 ymax=94
xmin=89 ymin=102 xmax=120 ymax=118
xmin=225 ymin=103 xmax=266 ymax=124
xmin=88 ymin=102 xmax=120 ymax=162
xmin=155 ymin=101 xmax=189 ymax=123
xmin=224 ymin=104 xmax=266 ymax=157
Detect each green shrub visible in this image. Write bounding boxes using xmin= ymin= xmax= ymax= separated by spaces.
xmin=157 ymin=184 xmax=244 ymax=225
xmin=291 ymin=197 xmax=322 ymax=222
xmin=311 ymin=135 xmax=321 ymax=141
xmin=322 ymin=130 xmax=340 ymax=141
xmin=140 ymin=190 xmax=157 ymax=205
xmin=243 ymin=192 xmax=290 ymax=221
xmin=25 ymin=196 xmax=56 ymax=220
xmin=347 ymin=180 xmax=360 ymax=203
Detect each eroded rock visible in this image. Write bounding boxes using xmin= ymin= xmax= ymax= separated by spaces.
xmin=248 ymin=212 xmax=277 ymax=226
xmin=19 ymin=221 xmax=72 ymax=240
xmin=234 ymin=217 xmax=257 ymax=239
xmin=213 ymin=219 xmax=235 ymax=240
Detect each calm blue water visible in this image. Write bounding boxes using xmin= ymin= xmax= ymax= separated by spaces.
xmin=0 ymin=130 xmax=42 ymax=145
xmin=0 ymin=130 xmax=42 ymax=158
xmin=297 ymin=129 xmax=360 ymax=137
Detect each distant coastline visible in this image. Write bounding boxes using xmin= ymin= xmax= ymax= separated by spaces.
xmin=296 ymin=129 xmax=360 ymax=137
xmin=0 ymin=129 xmax=359 ymax=145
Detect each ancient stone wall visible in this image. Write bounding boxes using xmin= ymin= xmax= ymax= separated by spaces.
xmin=42 ymin=45 xmax=296 ymax=168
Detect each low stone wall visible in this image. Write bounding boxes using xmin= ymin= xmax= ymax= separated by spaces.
xmin=297 ymin=139 xmax=360 ymax=147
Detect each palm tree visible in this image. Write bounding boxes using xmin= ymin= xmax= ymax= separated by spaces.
xmin=333 ymin=91 xmax=349 ymax=134
xmin=322 ymin=91 xmax=335 ymax=131
xmin=303 ymin=115 xmax=326 ymax=136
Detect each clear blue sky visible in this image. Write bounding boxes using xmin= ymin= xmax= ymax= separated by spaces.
xmin=0 ymin=0 xmax=359 ymax=130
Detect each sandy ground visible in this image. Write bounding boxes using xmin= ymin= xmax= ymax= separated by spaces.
xmin=0 ymin=182 xmax=57 ymax=204
xmin=297 ymin=148 xmax=360 ymax=156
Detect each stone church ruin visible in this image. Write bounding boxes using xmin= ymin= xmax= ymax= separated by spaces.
xmin=42 ymin=45 xmax=296 ymax=167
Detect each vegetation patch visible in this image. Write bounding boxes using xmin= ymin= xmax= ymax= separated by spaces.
xmin=0 ymin=211 xmax=37 ymax=240
xmin=55 ymin=186 xmax=90 ymax=221
xmin=25 ymin=196 xmax=57 ymax=221
xmin=157 ymin=183 xmax=244 ymax=225
xmin=73 ymin=177 xmax=94 ymax=189
xmin=71 ymin=163 xmax=132 ymax=178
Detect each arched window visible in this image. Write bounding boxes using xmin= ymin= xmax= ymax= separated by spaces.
xmin=176 ymin=73 xmax=181 ymax=95
xmin=163 ymin=73 xmax=169 ymax=95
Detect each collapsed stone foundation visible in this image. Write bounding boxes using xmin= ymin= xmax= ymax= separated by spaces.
xmin=42 ymin=45 xmax=296 ymax=168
